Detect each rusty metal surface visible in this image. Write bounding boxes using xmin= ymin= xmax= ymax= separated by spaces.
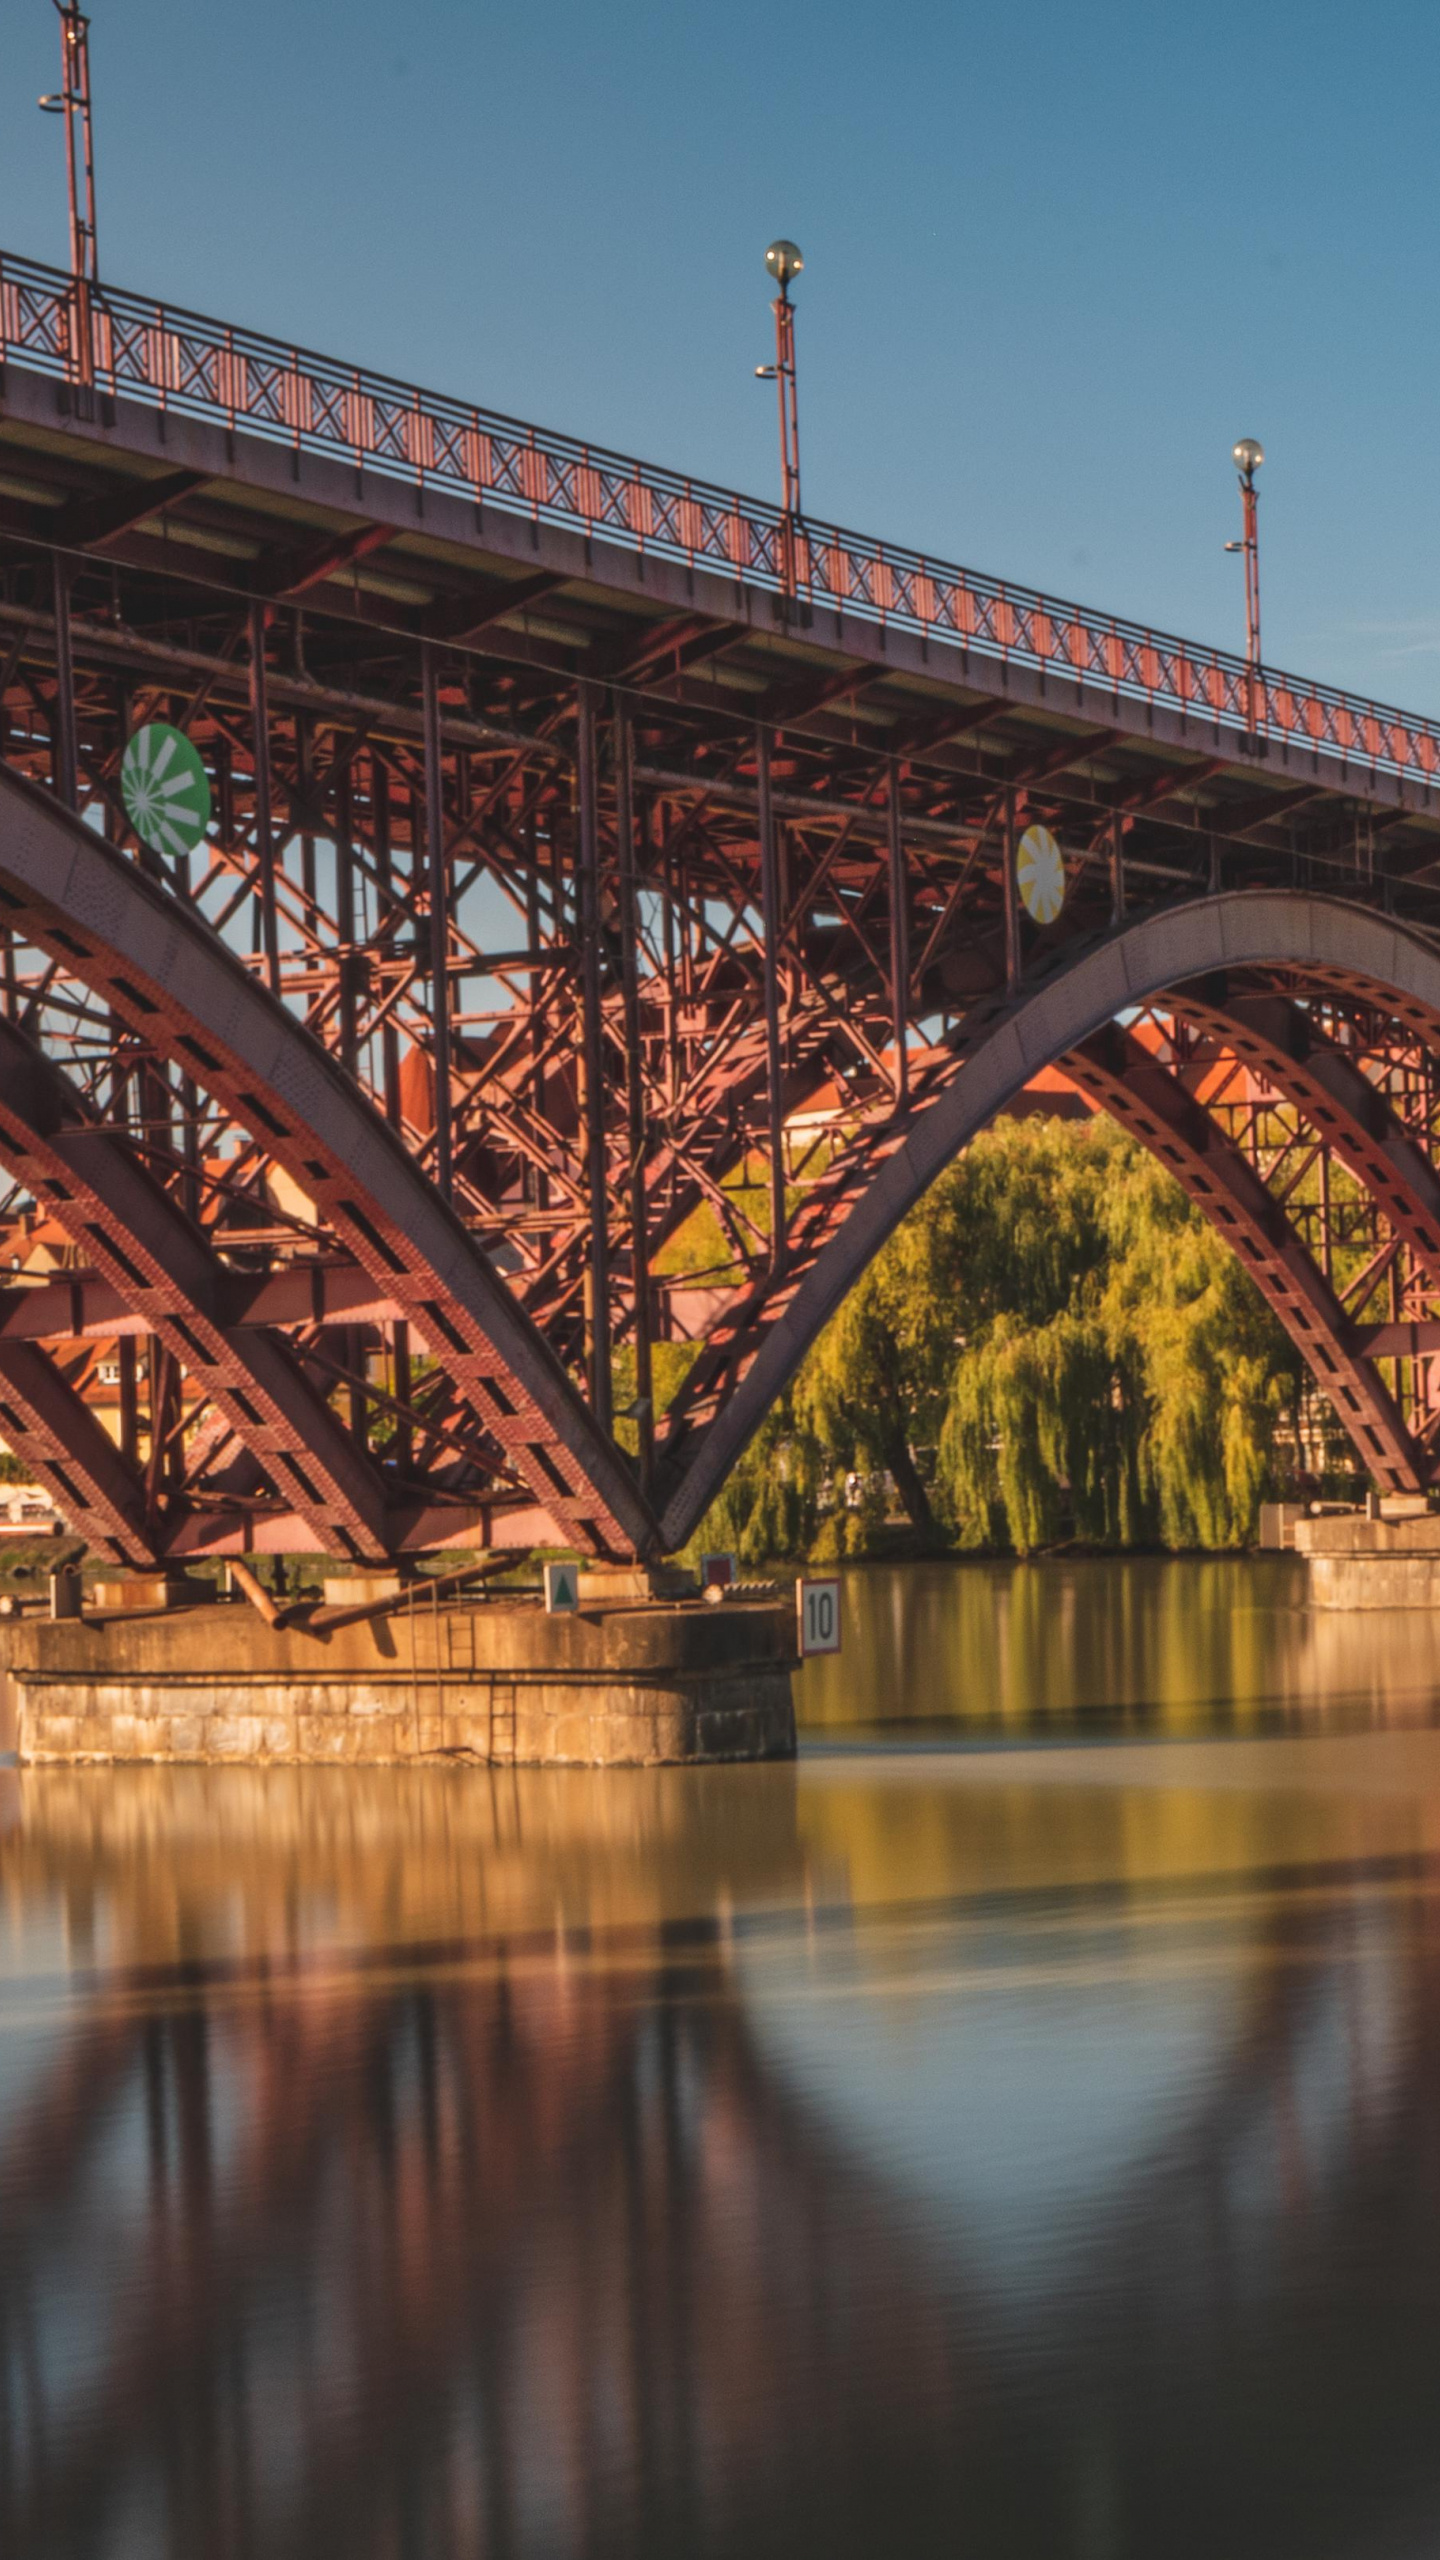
xmin=0 ymin=1334 xmax=152 ymax=1559
xmin=1171 ymin=990 xmax=1440 ymax=1294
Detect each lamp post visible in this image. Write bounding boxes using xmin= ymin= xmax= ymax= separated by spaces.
xmin=38 ymin=1 xmax=99 ymax=394
xmin=1227 ymin=436 xmax=1264 ymax=737
xmin=755 ymin=239 xmax=804 ymax=601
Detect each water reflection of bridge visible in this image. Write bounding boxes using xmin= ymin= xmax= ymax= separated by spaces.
xmin=3 ymin=1762 xmax=1440 ymax=2558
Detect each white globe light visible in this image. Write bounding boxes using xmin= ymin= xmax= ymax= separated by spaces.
xmin=765 ymin=239 xmax=804 ymax=287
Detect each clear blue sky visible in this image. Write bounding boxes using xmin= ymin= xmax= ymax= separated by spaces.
xmin=0 ymin=0 xmax=1435 ymax=709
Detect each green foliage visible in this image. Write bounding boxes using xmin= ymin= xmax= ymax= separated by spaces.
xmin=610 ymin=1339 xmax=700 ymax=1457
xmin=1096 ymin=1137 xmax=1301 ymax=1549
xmin=688 ymin=1394 xmax=825 ymax=1569
xmin=940 ymin=1309 xmax=1148 ymax=1552
xmin=789 ymin=1208 xmax=957 ymax=1534
xmin=932 ymin=1118 xmax=1302 ymax=1554
xmin=654 ymin=1169 xmax=797 ymax=1283
xmin=690 ymin=1113 xmax=1306 ymax=1564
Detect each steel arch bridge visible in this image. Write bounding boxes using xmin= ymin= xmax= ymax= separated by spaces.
xmin=1 ymin=251 xmax=1440 ymax=1559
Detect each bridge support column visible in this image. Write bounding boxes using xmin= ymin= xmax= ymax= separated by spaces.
xmin=4 ymin=1587 xmax=798 ymax=1767
xmin=887 ymin=757 xmax=910 ymax=1105
xmin=616 ymin=707 xmax=655 ymax=1487
xmin=756 ymin=725 xmax=787 ymax=1265
xmin=576 ymin=679 xmax=613 ymax=1434
xmin=1298 ymin=1509 xmax=1440 ymax=1609
xmin=50 ymin=558 xmax=77 ymax=811
xmin=1003 ymin=788 xmax=1020 ymax=992
xmin=422 ymin=642 xmax=454 ymax=1201
xmin=247 ymin=600 xmax=280 ymax=994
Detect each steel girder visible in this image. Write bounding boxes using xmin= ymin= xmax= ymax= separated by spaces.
xmin=11 ymin=447 xmax=1440 ymax=1562
xmin=0 ymin=764 xmax=656 ymax=1560
xmin=7 ymin=529 xmax=1432 ymax=1401
xmin=1169 ymin=987 xmax=1440 ymax=1290
xmin=655 ymin=893 xmax=1440 ymax=1545
xmin=7 ymin=248 xmax=1440 ymax=806
xmin=0 ymin=1009 xmax=394 ymax=1558
xmin=0 ymin=1338 xmax=153 ymax=1561
xmin=1063 ymin=1024 xmax=1424 ymax=1492
xmin=0 ymin=1264 xmax=398 ymax=1345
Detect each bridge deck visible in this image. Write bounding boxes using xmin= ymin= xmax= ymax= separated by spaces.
xmin=0 ymin=254 xmax=1435 ymax=1558
xmin=0 ymin=248 xmax=1436 ymax=854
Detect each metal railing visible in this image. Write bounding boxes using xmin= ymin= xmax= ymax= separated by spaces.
xmin=3 ymin=248 xmax=1438 ymax=791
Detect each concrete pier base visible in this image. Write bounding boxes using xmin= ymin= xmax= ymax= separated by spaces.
xmin=4 ymin=1593 xmax=798 ymax=1767
xmin=1297 ymin=1513 xmax=1440 ymax=1609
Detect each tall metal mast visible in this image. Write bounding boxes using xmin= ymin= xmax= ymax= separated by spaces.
xmin=756 ymin=240 xmax=804 ymax=602
xmin=40 ymin=2 xmax=99 ymax=390
xmin=1229 ymin=436 xmax=1265 ymax=738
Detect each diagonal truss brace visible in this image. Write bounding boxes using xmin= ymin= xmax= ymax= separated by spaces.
xmin=0 ymin=1014 xmax=394 ymax=1557
xmin=0 ymin=1338 xmax=154 ymax=1563
xmin=0 ymin=762 xmax=656 ymax=1557
xmin=1174 ymin=984 xmax=1440 ymax=1293
xmin=1065 ymin=1023 xmax=1425 ymax=1494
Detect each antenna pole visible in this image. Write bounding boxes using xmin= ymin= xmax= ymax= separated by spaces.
xmin=771 ymin=279 xmax=802 ymax=599
xmin=757 ymin=243 xmax=805 ymax=607
xmin=46 ymin=3 xmax=99 ymax=389
xmin=1228 ymin=438 xmax=1265 ymax=742
xmin=1241 ymin=471 xmax=1262 ymax=723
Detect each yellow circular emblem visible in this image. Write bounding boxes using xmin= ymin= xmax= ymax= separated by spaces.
xmin=1017 ymin=823 xmax=1066 ymax=925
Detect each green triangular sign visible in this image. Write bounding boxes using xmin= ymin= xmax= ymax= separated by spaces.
xmin=545 ymin=1562 xmax=579 ymax=1614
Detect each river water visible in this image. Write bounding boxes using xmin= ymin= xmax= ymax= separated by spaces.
xmin=5 ymin=1556 xmax=1440 ymax=2557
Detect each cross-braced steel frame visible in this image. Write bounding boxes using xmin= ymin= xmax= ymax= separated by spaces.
xmin=2 ymin=258 xmax=1440 ymax=1556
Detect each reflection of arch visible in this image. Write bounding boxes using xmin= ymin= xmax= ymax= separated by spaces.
xmin=0 ymin=765 xmax=654 ymax=1560
xmin=1 ymin=1858 xmax=1433 ymax=2560
xmin=660 ymin=893 xmax=1440 ymax=1546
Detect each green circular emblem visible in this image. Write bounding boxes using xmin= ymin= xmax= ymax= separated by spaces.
xmin=121 ymin=722 xmax=212 ymax=859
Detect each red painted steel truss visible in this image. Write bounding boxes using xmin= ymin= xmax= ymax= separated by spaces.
xmin=1 ymin=274 xmax=1440 ymax=1553
xmin=4 ymin=247 xmax=1440 ymax=788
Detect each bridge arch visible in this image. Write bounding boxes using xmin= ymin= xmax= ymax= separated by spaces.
xmin=661 ymin=891 xmax=1440 ymax=1547
xmin=1062 ymin=1022 xmax=1421 ymax=1491
xmin=0 ymin=765 xmax=657 ymax=1561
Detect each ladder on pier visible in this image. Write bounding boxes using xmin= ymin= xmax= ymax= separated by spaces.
xmin=441 ymin=1607 xmax=517 ymax=1763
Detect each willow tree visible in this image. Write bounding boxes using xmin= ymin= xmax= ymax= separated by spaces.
xmin=1095 ymin=1138 xmax=1303 ymax=1548
xmin=789 ymin=1186 xmax=962 ymax=1535
xmin=932 ymin=1115 xmax=1143 ymax=1549
xmin=934 ymin=1118 xmax=1302 ymax=1552
xmin=686 ymin=1111 xmax=1306 ymax=1564
xmin=686 ymin=1392 xmax=825 ymax=1567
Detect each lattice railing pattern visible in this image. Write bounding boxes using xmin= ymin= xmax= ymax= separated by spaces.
xmin=4 ymin=251 xmax=1439 ymax=787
